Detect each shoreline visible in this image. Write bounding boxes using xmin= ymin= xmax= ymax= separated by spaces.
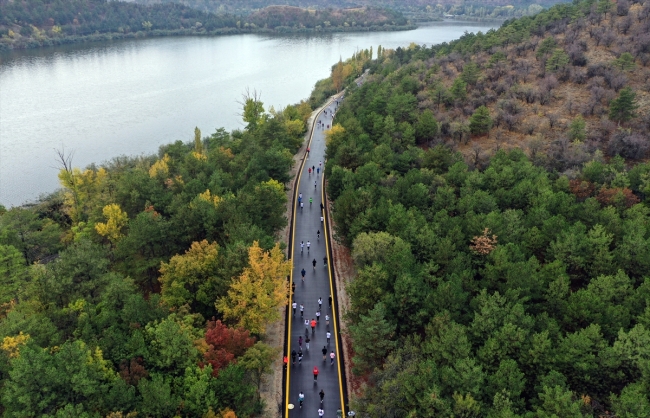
xmin=0 ymin=24 xmax=417 ymax=52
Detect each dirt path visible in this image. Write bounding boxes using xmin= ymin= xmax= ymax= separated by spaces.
xmin=324 ymin=193 xmax=360 ymax=399
xmin=258 ymin=96 xmax=341 ymax=418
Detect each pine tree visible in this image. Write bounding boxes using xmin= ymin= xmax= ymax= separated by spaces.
xmin=545 ymin=48 xmax=570 ymax=72
xmin=348 ymin=302 xmax=396 ymax=375
xmin=469 ymin=105 xmax=493 ymax=135
xmin=609 ymin=87 xmax=638 ymax=124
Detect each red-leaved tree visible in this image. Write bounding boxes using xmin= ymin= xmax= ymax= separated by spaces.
xmin=202 ymin=319 xmax=255 ymax=376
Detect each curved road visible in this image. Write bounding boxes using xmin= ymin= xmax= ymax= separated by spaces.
xmin=285 ymin=97 xmax=345 ymax=418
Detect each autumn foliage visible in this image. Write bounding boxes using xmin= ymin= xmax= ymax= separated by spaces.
xmin=202 ymin=319 xmax=255 ymax=377
xmin=570 ymin=179 xmax=596 ymax=200
xmin=596 ymin=187 xmax=640 ymax=208
xmin=470 ymin=228 xmax=498 ymax=255
xmin=216 ymin=242 xmax=290 ymax=334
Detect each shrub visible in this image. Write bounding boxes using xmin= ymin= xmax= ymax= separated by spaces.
xmin=607 ymin=129 xmax=650 ymax=158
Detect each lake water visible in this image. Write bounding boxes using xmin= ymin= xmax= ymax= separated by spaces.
xmin=0 ymin=21 xmax=497 ymax=207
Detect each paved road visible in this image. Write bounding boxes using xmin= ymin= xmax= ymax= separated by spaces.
xmin=285 ymin=98 xmax=344 ymax=418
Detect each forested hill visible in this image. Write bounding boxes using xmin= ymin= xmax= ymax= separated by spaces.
xmin=246 ymin=5 xmax=408 ymax=30
xmin=337 ymin=0 xmax=650 ymax=170
xmin=0 ymin=0 xmax=410 ymax=50
xmin=129 ymin=0 xmax=568 ymax=15
xmin=317 ymin=0 xmax=650 ymax=416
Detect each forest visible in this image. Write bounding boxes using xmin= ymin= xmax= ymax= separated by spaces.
xmin=321 ymin=0 xmax=650 ymax=416
xmin=0 ymin=0 xmax=410 ymax=50
xmin=128 ymin=0 xmax=564 ymax=17
xmin=0 ymin=97 xmax=313 ymax=417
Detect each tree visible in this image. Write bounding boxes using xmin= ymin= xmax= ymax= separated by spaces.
xmin=348 ymin=301 xmax=397 ymax=375
xmin=415 ymin=109 xmax=439 ymax=145
xmin=611 ymin=382 xmax=650 ymax=417
xmin=568 ymin=116 xmax=586 ymax=142
xmin=241 ymin=90 xmax=264 ymax=130
xmin=609 ymin=87 xmax=638 ymax=124
xmin=332 ymin=59 xmax=345 ymax=92
xmin=0 ymin=207 xmax=62 ymax=264
xmin=450 ymin=77 xmax=467 ymax=102
xmin=159 ymin=240 xmax=225 ymax=315
xmin=95 ymin=203 xmax=128 ymax=244
xmin=238 ymin=341 xmax=278 ymax=391
xmin=614 ymin=52 xmax=636 ymax=71
xmin=216 ymin=242 xmax=290 ymax=335
xmin=145 ymin=316 xmax=199 ymax=374
xmin=2 ymin=340 xmax=115 ymax=417
xmin=469 ymin=106 xmax=493 ymax=135
xmin=0 ymin=245 xmax=26 ymax=304
xmin=545 ymin=49 xmax=570 ymax=73
xmin=461 ymin=62 xmax=480 ymax=85
xmin=137 ymin=373 xmax=179 ymax=417
xmin=203 ymin=319 xmax=255 ymax=376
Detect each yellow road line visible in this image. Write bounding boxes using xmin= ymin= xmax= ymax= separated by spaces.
xmin=322 ymin=165 xmax=347 ymax=416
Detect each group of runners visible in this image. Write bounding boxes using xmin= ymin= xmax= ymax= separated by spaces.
xmin=290 ymin=100 xmax=352 ymax=418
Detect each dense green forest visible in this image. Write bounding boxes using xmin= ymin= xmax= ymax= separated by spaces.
xmin=0 ymin=0 xmax=410 ymax=50
xmin=0 ymin=97 xmax=314 ymax=417
xmin=320 ymin=0 xmax=650 ymax=416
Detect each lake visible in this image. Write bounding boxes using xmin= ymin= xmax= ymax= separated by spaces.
xmin=0 ymin=21 xmax=497 ymax=207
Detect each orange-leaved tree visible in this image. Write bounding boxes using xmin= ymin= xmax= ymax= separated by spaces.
xmin=202 ymin=319 xmax=255 ymax=377
xmin=216 ymin=241 xmax=290 ymax=335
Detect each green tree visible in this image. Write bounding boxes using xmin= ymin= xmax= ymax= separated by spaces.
xmin=450 ymin=77 xmax=467 ymax=101
xmin=138 ymin=373 xmax=179 ymax=417
xmin=609 ymin=87 xmax=639 ymax=124
xmin=415 ymin=109 xmax=439 ymax=145
xmin=611 ymin=383 xmax=650 ymax=417
xmin=159 ymin=240 xmax=225 ymax=316
xmin=568 ymin=116 xmax=587 ymax=142
xmin=2 ymin=340 xmax=115 ymax=417
xmin=469 ymin=105 xmax=493 ymax=135
xmin=535 ymin=385 xmax=584 ymax=418
xmin=0 ymin=245 xmax=26 ymax=304
xmin=238 ymin=341 xmax=278 ymax=391
xmin=145 ymin=316 xmax=199 ymax=374
xmin=348 ymin=301 xmax=397 ymax=375
xmin=545 ymin=49 xmax=570 ymax=72
xmin=0 ymin=207 xmax=62 ymax=265
xmin=241 ymin=90 xmax=264 ymax=130
xmin=614 ymin=52 xmax=636 ymax=71
xmin=461 ymin=62 xmax=480 ymax=85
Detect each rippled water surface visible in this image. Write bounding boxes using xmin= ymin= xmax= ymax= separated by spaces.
xmin=0 ymin=21 xmax=497 ymax=206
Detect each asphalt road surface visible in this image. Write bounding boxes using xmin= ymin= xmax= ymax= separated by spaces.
xmin=286 ymin=97 xmax=344 ymax=418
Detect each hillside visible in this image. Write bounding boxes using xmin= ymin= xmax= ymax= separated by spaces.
xmin=246 ymin=5 xmax=408 ymax=30
xmin=337 ymin=0 xmax=650 ymax=171
xmin=317 ymin=0 xmax=650 ymax=416
xmin=0 ymin=0 xmax=410 ymax=50
xmin=129 ymin=0 xmax=569 ymax=15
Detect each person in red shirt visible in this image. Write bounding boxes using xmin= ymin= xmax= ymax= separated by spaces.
xmin=313 ymin=366 xmax=319 ymax=382
xmin=310 ymin=319 xmax=316 ymax=333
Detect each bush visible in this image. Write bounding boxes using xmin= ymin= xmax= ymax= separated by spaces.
xmin=607 ymin=130 xmax=650 ymax=159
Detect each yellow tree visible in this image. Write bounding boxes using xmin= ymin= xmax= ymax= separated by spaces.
xmin=58 ymin=166 xmax=107 ymax=224
xmin=149 ymin=154 xmax=171 ymax=178
xmin=1 ymin=332 xmax=30 ymax=358
xmin=159 ymin=240 xmax=223 ymax=312
xmin=331 ymin=59 xmax=344 ymax=92
xmin=216 ymin=242 xmax=290 ymax=335
xmin=95 ymin=203 xmax=128 ymax=244
xmin=325 ymin=124 xmax=346 ymax=148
